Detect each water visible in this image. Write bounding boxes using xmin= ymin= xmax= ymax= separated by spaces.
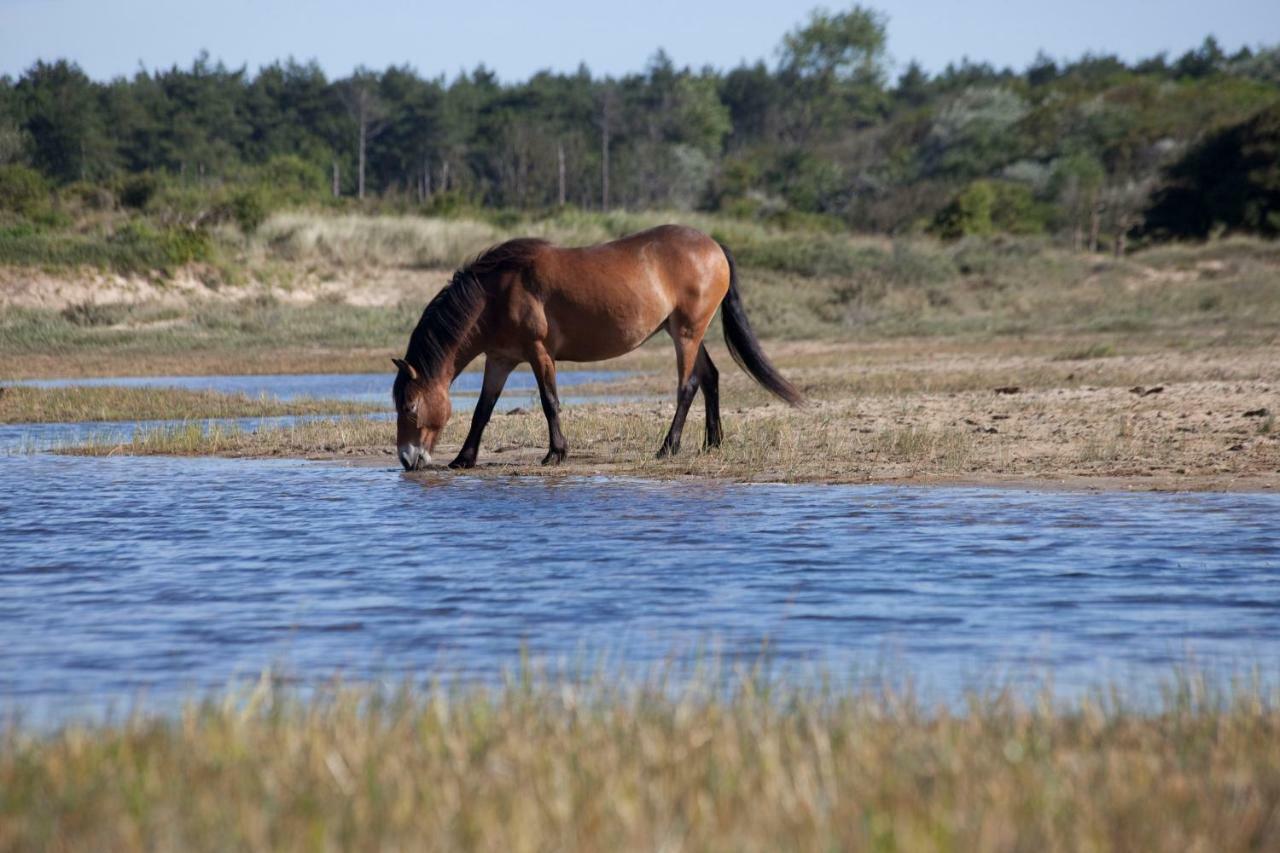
xmin=17 ymin=369 xmax=629 ymax=404
xmin=2 ymin=452 xmax=1278 ymax=722
xmin=2 ymin=370 xmax=638 ymax=453
xmin=0 ymin=414 xmax=381 ymax=454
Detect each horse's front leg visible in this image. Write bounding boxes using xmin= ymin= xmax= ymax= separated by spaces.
xmin=449 ymin=356 xmax=516 ymax=469
xmin=528 ymin=344 xmax=568 ymax=465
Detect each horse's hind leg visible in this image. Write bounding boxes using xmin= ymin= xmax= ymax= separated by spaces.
xmin=696 ymin=345 xmax=722 ymax=449
xmin=529 ymin=342 xmax=568 ymax=465
xmin=657 ymin=333 xmax=702 ymax=458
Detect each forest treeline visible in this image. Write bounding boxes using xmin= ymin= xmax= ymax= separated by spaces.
xmin=2 ymin=5 xmax=1279 ymax=247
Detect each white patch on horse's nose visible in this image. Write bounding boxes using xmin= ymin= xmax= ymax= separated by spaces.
xmin=399 ymin=444 xmax=428 ymax=470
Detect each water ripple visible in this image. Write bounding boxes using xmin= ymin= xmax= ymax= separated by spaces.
xmin=0 ymin=455 xmax=1278 ymax=721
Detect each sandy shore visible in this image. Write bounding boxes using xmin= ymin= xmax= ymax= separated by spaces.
xmin=234 ymin=335 xmax=1280 ymax=493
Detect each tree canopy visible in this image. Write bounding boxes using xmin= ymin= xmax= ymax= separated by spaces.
xmin=1 ymin=5 xmax=1277 ymax=246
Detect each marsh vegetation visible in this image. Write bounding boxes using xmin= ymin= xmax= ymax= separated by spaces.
xmin=3 ymin=675 xmax=1277 ymax=852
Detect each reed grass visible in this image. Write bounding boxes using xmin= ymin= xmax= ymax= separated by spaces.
xmin=1 ymin=673 xmax=1277 ymax=852
xmin=0 ymin=385 xmax=382 ymax=424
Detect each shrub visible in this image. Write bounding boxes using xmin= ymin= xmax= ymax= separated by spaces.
xmin=932 ymin=181 xmax=997 ymax=239
xmin=61 ymin=180 xmax=116 ymax=211
xmin=932 ymin=180 xmax=1048 ymax=239
xmin=253 ymin=155 xmax=327 ymax=203
xmin=0 ymin=164 xmax=50 ymax=216
xmin=109 ymin=220 xmax=213 ymax=268
xmin=119 ymin=173 xmax=161 ymax=210
xmin=228 ymin=188 xmax=270 ymax=235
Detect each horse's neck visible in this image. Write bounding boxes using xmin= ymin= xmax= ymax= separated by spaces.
xmin=446 ymin=333 xmax=484 ymax=383
xmin=418 ymin=312 xmax=485 ymax=387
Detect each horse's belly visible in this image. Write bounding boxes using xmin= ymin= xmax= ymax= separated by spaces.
xmin=544 ymin=287 xmax=672 ymax=362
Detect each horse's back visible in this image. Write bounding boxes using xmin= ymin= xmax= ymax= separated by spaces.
xmin=527 ymin=225 xmax=729 ymax=362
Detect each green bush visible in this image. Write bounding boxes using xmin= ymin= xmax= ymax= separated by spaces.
xmin=422 ymin=190 xmax=474 ymax=218
xmin=119 ymin=173 xmax=161 ymax=210
xmin=932 ymin=181 xmax=997 ymax=239
xmin=61 ymin=180 xmax=116 ymax=211
xmin=932 ymin=180 xmax=1048 ymax=239
xmin=109 ymin=221 xmax=213 ymax=267
xmin=253 ymin=155 xmax=327 ymax=203
xmin=228 ymin=188 xmax=270 ymax=235
xmin=0 ymin=165 xmax=50 ymax=216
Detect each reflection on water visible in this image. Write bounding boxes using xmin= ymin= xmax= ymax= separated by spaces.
xmin=1 ymin=453 xmax=1277 ymax=722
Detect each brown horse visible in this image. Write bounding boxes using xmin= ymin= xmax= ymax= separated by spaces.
xmin=392 ymin=224 xmax=801 ymax=471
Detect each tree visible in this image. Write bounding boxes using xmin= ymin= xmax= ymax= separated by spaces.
xmin=893 ymin=61 xmax=930 ymax=109
xmin=598 ymin=84 xmax=616 ymax=209
xmin=1051 ymin=153 xmax=1106 ymax=249
xmin=340 ymin=70 xmax=388 ymax=198
xmin=1173 ymin=36 xmax=1227 ymax=79
xmin=1143 ymin=102 xmax=1280 ymax=238
xmin=14 ymin=60 xmax=110 ymax=181
xmin=922 ymin=86 xmax=1029 ymax=179
xmin=780 ymin=5 xmax=887 ymax=85
xmin=777 ymin=4 xmax=889 ymax=138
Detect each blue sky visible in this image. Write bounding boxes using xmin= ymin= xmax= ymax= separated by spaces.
xmin=2 ymin=0 xmax=1277 ymax=82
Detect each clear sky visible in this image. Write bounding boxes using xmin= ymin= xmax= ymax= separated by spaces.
xmin=2 ymin=0 xmax=1277 ymax=82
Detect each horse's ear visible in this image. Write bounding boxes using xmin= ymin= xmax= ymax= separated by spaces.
xmin=392 ymin=358 xmax=419 ymax=380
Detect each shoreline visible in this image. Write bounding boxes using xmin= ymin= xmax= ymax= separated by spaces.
xmin=28 ymin=329 xmax=1277 ymax=493
xmin=324 ymin=449 xmax=1280 ymax=494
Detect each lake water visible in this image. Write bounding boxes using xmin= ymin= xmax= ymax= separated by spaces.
xmin=2 ymin=451 xmax=1278 ymax=723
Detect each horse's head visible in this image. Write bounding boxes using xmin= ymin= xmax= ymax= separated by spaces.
xmin=392 ymin=358 xmax=452 ymax=470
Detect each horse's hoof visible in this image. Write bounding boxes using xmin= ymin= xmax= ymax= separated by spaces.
xmin=448 ymin=455 xmax=476 ymax=469
xmin=541 ymin=448 xmax=567 ymax=466
xmin=655 ymin=444 xmax=679 ymax=459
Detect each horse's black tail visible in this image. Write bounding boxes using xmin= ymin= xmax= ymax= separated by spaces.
xmin=717 ymin=242 xmax=803 ymax=407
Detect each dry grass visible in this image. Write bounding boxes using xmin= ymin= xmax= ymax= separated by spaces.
xmin=1 ymin=674 xmax=1277 ymax=852
xmin=0 ymin=385 xmax=381 ymax=424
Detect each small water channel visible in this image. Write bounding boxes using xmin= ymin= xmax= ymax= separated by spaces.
xmin=2 ymin=369 xmax=635 ymax=452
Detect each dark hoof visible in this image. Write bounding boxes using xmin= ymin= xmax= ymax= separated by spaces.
xmin=655 ymin=443 xmax=680 ymax=459
xmin=448 ymin=454 xmax=476 ymax=469
xmin=541 ymin=447 xmax=568 ymax=466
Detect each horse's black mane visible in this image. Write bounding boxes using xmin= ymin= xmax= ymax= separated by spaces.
xmin=394 ymin=238 xmax=548 ymax=408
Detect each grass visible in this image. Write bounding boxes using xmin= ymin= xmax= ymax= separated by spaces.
xmin=1051 ymin=342 xmax=1117 ymax=361
xmin=4 ymin=211 xmax=1280 ymax=381
xmin=0 ymin=215 xmax=216 ymax=273
xmin=1 ymin=674 xmax=1277 ymax=851
xmin=0 ymin=385 xmax=383 ymax=424
xmin=56 ymin=403 xmax=983 ymax=482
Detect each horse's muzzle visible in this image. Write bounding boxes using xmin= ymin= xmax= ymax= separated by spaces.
xmin=398 ymin=445 xmax=430 ymax=471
